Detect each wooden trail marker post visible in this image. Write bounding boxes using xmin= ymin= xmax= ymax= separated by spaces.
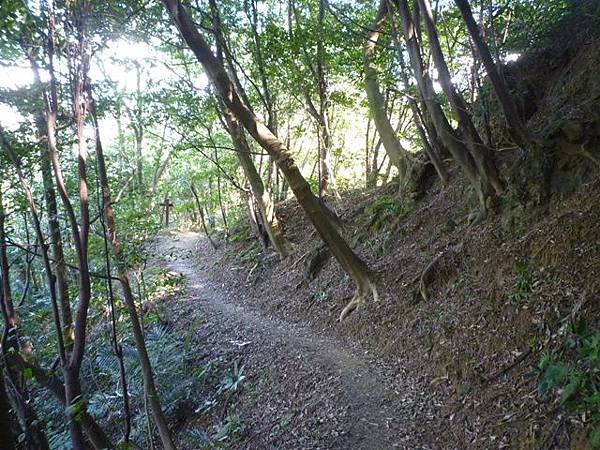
xmin=161 ymin=196 xmax=174 ymax=227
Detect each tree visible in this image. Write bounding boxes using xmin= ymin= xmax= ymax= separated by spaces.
xmin=415 ymin=0 xmax=504 ymax=202
xmin=161 ymin=0 xmax=376 ymax=319
xmin=89 ymin=90 xmax=177 ymax=450
xmin=363 ymin=0 xmax=411 ymax=187
xmin=454 ymin=0 xmax=530 ymax=148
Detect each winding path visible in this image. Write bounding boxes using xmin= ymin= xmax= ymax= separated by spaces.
xmin=158 ymin=232 xmax=438 ymax=449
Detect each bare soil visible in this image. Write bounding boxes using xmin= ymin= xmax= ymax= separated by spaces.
xmin=157 ymin=232 xmax=443 ymax=449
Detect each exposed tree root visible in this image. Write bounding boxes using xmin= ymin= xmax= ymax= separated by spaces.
xmin=419 ymin=253 xmax=443 ymax=302
xmin=303 ymin=246 xmax=330 ymax=282
xmin=339 ymin=280 xmax=378 ymax=322
xmin=418 ymin=244 xmax=463 ymax=302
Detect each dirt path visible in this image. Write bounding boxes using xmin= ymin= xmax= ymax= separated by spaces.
xmin=159 ymin=232 xmax=439 ymax=449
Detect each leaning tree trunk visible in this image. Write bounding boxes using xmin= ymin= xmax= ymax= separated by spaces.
xmin=393 ymin=0 xmax=492 ymax=211
xmin=364 ymin=0 xmax=411 ymax=186
xmin=454 ymin=0 xmax=529 ymax=148
xmin=89 ymin=96 xmax=177 ymax=450
xmin=386 ymin=0 xmax=448 ymax=184
xmin=416 ymin=0 xmax=503 ymax=199
xmin=210 ymin=2 xmax=291 ymax=257
xmin=221 ymin=105 xmax=292 ymax=257
xmin=162 ymin=0 xmax=376 ymax=319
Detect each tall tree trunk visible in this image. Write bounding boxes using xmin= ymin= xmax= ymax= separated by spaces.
xmin=40 ymin=139 xmax=73 ymax=347
xmin=162 ymin=0 xmax=376 ymax=319
xmin=0 ymin=190 xmax=15 ymax=330
xmin=454 ymin=0 xmax=529 ymax=147
xmin=386 ymin=0 xmax=448 ymax=184
xmin=0 ymin=192 xmax=50 ymax=450
xmin=415 ymin=0 xmax=503 ymax=198
xmin=89 ymin=97 xmax=177 ymax=450
xmin=364 ymin=0 xmax=411 ymax=185
xmin=210 ymin=0 xmax=290 ymax=256
xmin=136 ymin=131 xmax=143 ymax=189
xmin=316 ymin=0 xmax=339 ymax=199
xmin=393 ymin=0 xmax=492 ymax=212
xmin=22 ymin=31 xmax=75 ymax=348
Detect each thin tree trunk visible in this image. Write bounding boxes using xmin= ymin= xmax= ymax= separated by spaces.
xmin=222 ymin=107 xmax=292 ymax=257
xmin=0 ymin=195 xmax=50 ymax=450
xmin=89 ymin=96 xmax=177 ymax=450
xmin=22 ymin=34 xmax=75 ymax=347
xmin=0 ymin=190 xmax=15 ymax=330
xmin=244 ymin=182 xmax=269 ymax=251
xmin=213 ymin=148 xmax=230 ymax=238
xmin=49 ymin=22 xmax=90 ymax=446
xmin=190 ymin=184 xmax=218 ymax=249
xmin=39 ymin=136 xmax=73 ymax=347
xmin=162 ymin=0 xmax=375 ymax=319
xmin=316 ymin=0 xmax=339 ymax=199
xmin=0 ymin=127 xmax=109 ymax=449
xmin=454 ymin=0 xmax=529 ymax=147
xmin=95 ymin=164 xmax=132 ymax=445
xmin=210 ymin=2 xmax=291 ymax=256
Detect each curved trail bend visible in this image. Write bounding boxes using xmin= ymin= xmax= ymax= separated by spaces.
xmin=159 ymin=232 xmax=438 ymax=449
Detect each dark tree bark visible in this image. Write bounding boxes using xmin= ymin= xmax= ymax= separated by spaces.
xmin=0 ymin=190 xmax=15 ymax=330
xmin=0 ymin=365 xmax=16 ymax=450
xmin=48 ymin=10 xmax=91 ymax=446
xmin=454 ymin=0 xmax=529 ymax=147
xmin=415 ymin=0 xmax=504 ymax=199
xmin=0 ymin=127 xmax=111 ymax=450
xmin=22 ymin=30 xmax=75 ymax=347
xmin=39 ymin=133 xmax=73 ymax=346
xmin=161 ymin=0 xmax=376 ymax=319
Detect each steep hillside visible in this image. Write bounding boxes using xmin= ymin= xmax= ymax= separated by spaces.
xmin=205 ymin=16 xmax=600 ymax=449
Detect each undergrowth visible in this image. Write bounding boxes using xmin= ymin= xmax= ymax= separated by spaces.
xmin=537 ymin=320 xmax=600 ymax=448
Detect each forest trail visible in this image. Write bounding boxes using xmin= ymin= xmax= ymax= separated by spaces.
xmin=157 ymin=231 xmax=439 ymax=450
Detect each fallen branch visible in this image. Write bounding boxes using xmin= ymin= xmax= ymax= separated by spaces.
xmin=484 ymin=349 xmax=533 ymax=384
